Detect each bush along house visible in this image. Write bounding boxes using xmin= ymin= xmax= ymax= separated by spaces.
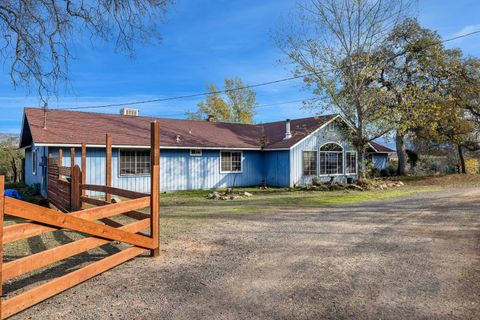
xmin=19 ymin=108 xmax=393 ymax=196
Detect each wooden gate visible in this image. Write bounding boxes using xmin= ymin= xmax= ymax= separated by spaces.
xmin=0 ymin=122 xmax=161 ymax=319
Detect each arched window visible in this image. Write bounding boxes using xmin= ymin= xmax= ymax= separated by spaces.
xmin=319 ymin=143 xmax=343 ymax=175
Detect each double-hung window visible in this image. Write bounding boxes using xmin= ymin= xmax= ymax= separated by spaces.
xmin=345 ymin=151 xmax=357 ymax=174
xmin=120 ymin=150 xmax=151 ymax=175
xmin=303 ymin=151 xmax=317 ymax=176
xmin=220 ymin=151 xmax=242 ymax=173
xmin=319 ymin=143 xmax=343 ymax=175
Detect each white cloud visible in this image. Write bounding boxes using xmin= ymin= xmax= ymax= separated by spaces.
xmin=451 ymin=24 xmax=480 ymax=39
xmin=444 ymin=24 xmax=480 ymax=56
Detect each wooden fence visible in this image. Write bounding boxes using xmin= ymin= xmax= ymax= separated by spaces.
xmin=47 ymin=157 xmax=79 ymax=212
xmin=0 ymin=122 xmax=161 ymax=319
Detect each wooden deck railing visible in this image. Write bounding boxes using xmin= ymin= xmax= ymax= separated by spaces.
xmin=0 ymin=122 xmax=161 ymax=319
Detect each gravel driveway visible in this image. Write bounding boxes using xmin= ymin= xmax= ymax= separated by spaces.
xmin=12 ymin=188 xmax=480 ymax=320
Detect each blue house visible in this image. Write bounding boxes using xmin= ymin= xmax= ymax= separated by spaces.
xmin=20 ymin=108 xmax=392 ymax=196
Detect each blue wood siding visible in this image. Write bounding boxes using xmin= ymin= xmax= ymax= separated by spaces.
xmin=290 ymin=120 xmax=357 ymax=186
xmin=47 ymin=148 xmax=264 ymax=193
xmin=22 ymin=126 xmax=389 ymax=195
xmin=264 ymin=151 xmax=290 ymax=187
xmin=370 ymin=153 xmax=389 ymax=170
xmin=158 ymin=150 xmax=263 ymax=191
xmin=24 ymin=144 xmax=48 ymax=196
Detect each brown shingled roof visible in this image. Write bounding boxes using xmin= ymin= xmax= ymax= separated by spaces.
xmin=21 ymin=108 xmax=392 ymax=152
xmin=369 ymin=141 xmax=394 ymax=153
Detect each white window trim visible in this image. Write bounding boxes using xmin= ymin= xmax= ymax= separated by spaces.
xmin=302 ymin=150 xmax=318 ymax=176
xmin=219 ymin=150 xmax=243 ymax=174
xmin=345 ymin=151 xmax=358 ymax=175
xmin=32 ymin=149 xmax=37 ymax=175
xmin=118 ymin=149 xmax=151 ymax=177
xmin=190 ymin=149 xmax=202 ymax=156
xmin=318 ymin=142 xmax=344 ymax=176
xmin=319 ymin=151 xmax=344 ymax=176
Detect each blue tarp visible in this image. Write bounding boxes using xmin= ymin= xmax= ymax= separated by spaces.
xmin=4 ymin=189 xmax=22 ymax=200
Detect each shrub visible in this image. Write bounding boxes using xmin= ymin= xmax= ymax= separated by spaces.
xmin=411 ymin=157 xmax=439 ymax=176
xmin=406 ymin=149 xmax=419 ymax=169
xmin=465 ymin=158 xmax=479 ymax=174
xmin=23 ymin=183 xmax=41 ymax=197
xmin=370 ymin=167 xmax=381 ymax=177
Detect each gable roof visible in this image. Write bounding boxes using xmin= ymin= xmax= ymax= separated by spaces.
xmin=20 ymin=108 xmax=392 ymax=152
xmin=369 ymin=141 xmax=394 ymax=153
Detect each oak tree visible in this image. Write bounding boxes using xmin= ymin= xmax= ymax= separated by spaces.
xmin=188 ymin=77 xmax=257 ymax=124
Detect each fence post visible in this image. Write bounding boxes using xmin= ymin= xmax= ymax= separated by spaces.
xmin=58 ymin=149 xmax=63 ymax=179
xmin=70 ymin=166 xmax=82 ymax=211
xmin=70 ymin=147 xmax=75 ymax=170
xmin=81 ymin=143 xmax=86 ymax=198
xmin=105 ymin=134 xmax=112 ymax=202
xmin=0 ymin=176 xmax=5 ymax=316
xmin=150 ymin=122 xmax=160 ymax=257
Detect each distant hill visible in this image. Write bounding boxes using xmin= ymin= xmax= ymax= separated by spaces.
xmin=0 ymin=133 xmax=19 ymax=143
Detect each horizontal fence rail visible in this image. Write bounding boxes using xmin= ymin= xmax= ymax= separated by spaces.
xmin=0 ymin=122 xmax=161 ymax=319
xmin=82 ymin=184 xmax=149 ymax=199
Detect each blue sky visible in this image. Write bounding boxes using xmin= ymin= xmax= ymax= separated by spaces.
xmin=1 ymin=0 xmax=480 ymax=134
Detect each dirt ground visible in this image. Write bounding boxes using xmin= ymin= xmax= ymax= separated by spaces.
xmin=10 ymin=187 xmax=480 ymax=320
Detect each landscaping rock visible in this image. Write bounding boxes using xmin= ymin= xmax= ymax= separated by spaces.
xmin=347 ymin=184 xmax=364 ymax=191
xmin=207 ymin=192 xmax=222 ymax=200
xmin=243 ymin=192 xmax=253 ymax=197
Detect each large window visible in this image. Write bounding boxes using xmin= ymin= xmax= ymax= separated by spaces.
xmin=346 ymin=151 xmax=357 ymax=174
xmin=220 ymin=151 xmax=242 ymax=173
xmin=32 ymin=149 xmax=37 ymax=175
xmin=120 ymin=150 xmax=150 ymax=175
xmin=319 ymin=143 xmax=343 ymax=175
xmin=303 ymin=151 xmax=317 ymax=176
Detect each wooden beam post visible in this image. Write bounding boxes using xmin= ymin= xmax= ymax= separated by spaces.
xmin=70 ymin=147 xmax=75 ymax=169
xmin=70 ymin=166 xmax=82 ymax=212
xmin=58 ymin=149 xmax=63 ymax=178
xmin=81 ymin=143 xmax=86 ymax=198
xmin=150 ymin=122 xmax=160 ymax=257
xmin=0 ymin=176 xmax=4 ymax=317
xmin=105 ymin=134 xmax=112 ymax=202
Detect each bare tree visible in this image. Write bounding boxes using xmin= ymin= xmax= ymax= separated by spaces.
xmin=0 ymin=0 xmax=172 ymax=102
xmin=275 ymin=0 xmax=414 ymax=178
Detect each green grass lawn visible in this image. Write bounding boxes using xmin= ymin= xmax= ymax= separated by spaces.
xmin=160 ymin=186 xmax=437 ymax=215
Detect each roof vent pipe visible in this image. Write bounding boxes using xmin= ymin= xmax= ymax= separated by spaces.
xmin=284 ymin=119 xmax=292 ymax=140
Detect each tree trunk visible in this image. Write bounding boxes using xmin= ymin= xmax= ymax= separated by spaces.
xmin=396 ymin=133 xmax=407 ymax=176
xmin=11 ymin=157 xmax=18 ymax=182
xmin=458 ymin=144 xmax=466 ymax=174
xmin=357 ymin=146 xmax=366 ymax=180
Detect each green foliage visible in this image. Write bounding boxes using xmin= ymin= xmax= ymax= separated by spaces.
xmin=410 ymin=157 xmax=440 ymax=176
xmin=465 ymin=159 xmax=479 ymax=175
xmin=275 ymin=0 xmax=414 ymax=178
xmin=188 ymin=77 xmax=257 ymax=123
xmin=381 ymin=164 xmax=398 ymax=177
xmin=0 ymin=136 xmax=24 ymax=183
xmin=406 ymin=149 xmax=419 ymax=169
xmin=377 ymin=19 xmax=446 ymax=132
xmin=24 ymin=183 xmax=41 ymax=197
